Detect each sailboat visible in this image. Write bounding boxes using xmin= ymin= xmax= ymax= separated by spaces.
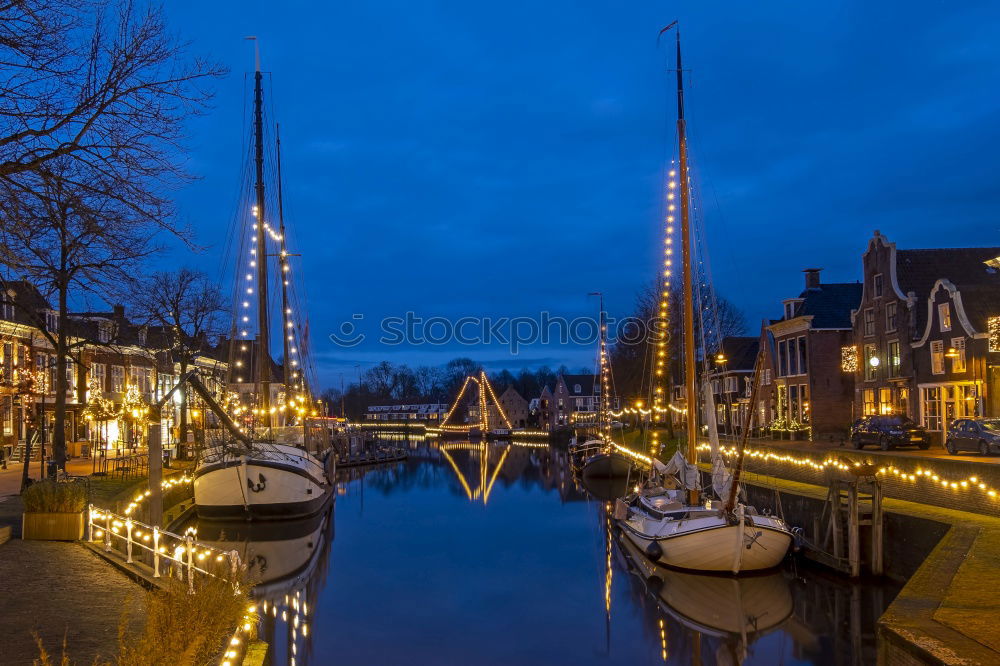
xmin=580 ymin=293 xmax=634 ymax=480
xmin=193 ymin=41 xmax=334 ymax=520
xmin=615 ymin=24 xmax=792 ymax=573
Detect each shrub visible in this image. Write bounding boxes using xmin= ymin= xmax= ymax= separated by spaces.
xmin=22 ymin=480 xmax=87 ymax=513
xmin=115 ymin=575 xmax=253 ymax=666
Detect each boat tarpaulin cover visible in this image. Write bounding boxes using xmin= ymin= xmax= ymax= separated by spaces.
xmin=662 ymin=450 xmax=700 ymax=491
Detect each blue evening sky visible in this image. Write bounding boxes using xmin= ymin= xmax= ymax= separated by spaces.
xmin=163 ymin=1 xmax=1000 ymax=389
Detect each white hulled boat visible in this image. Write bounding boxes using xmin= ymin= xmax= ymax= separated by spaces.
xmin=615 ymin=24 xmax=792 ymax=573
xmin=194 ymin=40 xmax=333 ymax=520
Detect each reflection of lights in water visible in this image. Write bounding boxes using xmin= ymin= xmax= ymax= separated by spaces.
xmin=438 ymin=441 xmax=511 ymax=505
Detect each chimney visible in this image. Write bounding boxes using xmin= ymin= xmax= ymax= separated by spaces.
xmin=112 ymin=304 xmax=125 ymax=318
xmin=803 ymin=268 xmax=822 ymax=290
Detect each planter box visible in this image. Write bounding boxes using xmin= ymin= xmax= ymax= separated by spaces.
xmin=22 ymin=511 xmax=84 ymax=541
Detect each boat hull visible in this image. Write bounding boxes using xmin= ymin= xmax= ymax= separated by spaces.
xmin=619 ymin=510 xmax=792 ymax=573
xmin=194 ymin=445 xmax=334 ymax=521
xmin=581 ymin=452 xmax=634 ymax=480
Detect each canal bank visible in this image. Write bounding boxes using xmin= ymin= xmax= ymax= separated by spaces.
xmin=720 ymin=458 xmax=1000 ymax=664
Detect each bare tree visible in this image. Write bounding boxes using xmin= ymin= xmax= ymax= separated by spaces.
xmin=132 ymin=268 xmax=224 ymax=459
xmin=0 ymin=161 xmax=168 ymax=469
xmin=0 ymin=0 xmax=224 ymax=206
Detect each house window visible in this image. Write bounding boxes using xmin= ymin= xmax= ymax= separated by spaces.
xmin=799 ymin=384 xmax=810 ymax=423
xmin=0 ymin=299 xmax=12 ymax=320
xmin=65 ymin=361 xmax=75 ymax=393
xmin=886 ymin=302 xmax=897 ymax=333
xmin=98 ymin=321 xmax=113 ymax=343
xmin=575 ymin=398 xmax=584 ymax=409
xmin=797 ymin=335 xmax=807 ymax=375
xmin=930 ymin=341 xmax=944 ymax=375
xmin=921 ymin=387 xmax=942 ymax=431
xmin=711 ymin=379 xmax=720 ymax=394
xmin=786 ymin=338 xmax=797 ymax=376
xmin=1 ymin=343 xmax=10 ymax=384
xmin=951 ymin=337 xmax=966 ymax=373
xmin=762 ymin=369 xmax=772 ymax=385
xmin=573 ymin=383 xmax=581 ymax=394
xmin=90 ymin=363 xmax=107 ymax=394
xmin=887 ymin=340 xmax=900 ymax=378
xmin=939 ymin=303 xmax=951 ymax=332
xmin=788 ymin=385 xmax=799 ymax=422
xmin=784 ymin=302 xmax=794 ymax=320
xmin=45 ymin=310 xmax=58 ymax=331
xmin=864 ymin=309 xmax=875 ymax=337
xmin=873 ymin=273 xmax=883 ymax=298
xmin=111 ymin=365 xmax=125 ymax=393
xmin=863 ymin=388 xmax=876 ymax=415
xmin=724 ymin=376 xmax=737 ymax=393
xmin=879 ymin=387 xmax=892 ymax=415
xmin=864 ymin=344 xmax=878 ymax=381
xmin=1 ymin=395 xmax=10 ymax=435
xmin=777 ymin=340 xmax=787 ymax=377
xmin=138 ymin=327 xmax=147 ymax=346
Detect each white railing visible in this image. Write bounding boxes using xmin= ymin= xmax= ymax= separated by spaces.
xmin=87 ymin=504 xmax=241 ymax=594
xmin=87 ymin=505 xmax=258 ymax=666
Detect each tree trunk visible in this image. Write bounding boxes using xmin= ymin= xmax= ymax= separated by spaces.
xmin=20 ymin=418 xmax=33 ymax=491
xmin=52 ymin=283 xmax=69 ymax=470
xmin=178 ymin=356 xmax=188 ymax=459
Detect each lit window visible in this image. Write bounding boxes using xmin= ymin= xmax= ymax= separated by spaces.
xmin=951 ymin=337 xmax=966 ymax=373
xmin=930 ymin=340 xmax=944 ymax=375
xmin=939 ymin=303 xmax=951 ymax=332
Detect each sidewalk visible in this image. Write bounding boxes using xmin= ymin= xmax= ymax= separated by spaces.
xmin=0 ymin=537 xmax=145 ymax=664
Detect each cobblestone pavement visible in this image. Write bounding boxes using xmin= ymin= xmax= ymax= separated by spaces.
xmin=0 ymin=540 xmax=145 ymax=665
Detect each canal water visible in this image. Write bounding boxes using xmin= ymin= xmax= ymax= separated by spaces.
xmin=194 ymin=438 xmax=900 ymax=665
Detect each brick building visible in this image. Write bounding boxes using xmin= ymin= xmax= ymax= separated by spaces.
xmin=497 ymin=386 xmax=529 ymax=429
xmin=851 ymin=232 xmax=1000 ymax=444
xmin=768 ymin=269 xmax=861 ymax=439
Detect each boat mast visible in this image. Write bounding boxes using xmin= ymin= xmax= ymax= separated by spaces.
xmin=675 ymin=28 xmax=699 ymax=504
xmin=598 ymin=293 xmax=610 ymax=441
xmin=250 ymin=38 xmax=272 ymax=429
xmin=276 ymin=124 xmax=291 ymax=397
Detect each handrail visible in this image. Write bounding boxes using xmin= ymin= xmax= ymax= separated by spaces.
xmin=87 ymin=504 xmax=242 ymax=593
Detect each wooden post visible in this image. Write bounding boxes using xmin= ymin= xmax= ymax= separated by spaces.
xmin=848 ymin=482 xmax=860 ymax=578
xmin=831 ymin=482 xmax=844 ymax=560
xmin=871 ymin=479 xmax=884 ymax=575
xmin=147 ymin=408 xmax=163 ymax=527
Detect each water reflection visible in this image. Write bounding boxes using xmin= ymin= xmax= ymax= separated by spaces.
xmin=191 ymin=439 xmax=897 ymax=665
xmin=194 ymin=503 xmax=334 ymax=666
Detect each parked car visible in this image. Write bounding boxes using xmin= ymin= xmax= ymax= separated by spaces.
xmin=850 ymin=415 xmax=931 ymax=451
xmin=945 ymin=418 xmax=1000 ymax=456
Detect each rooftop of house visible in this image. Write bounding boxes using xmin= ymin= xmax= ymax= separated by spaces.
xmin=560 ymin=373 xmax=598 ymax=395
xmin=896 ymin=247 xmax=1000 ymax=332
xmin=896 ymin=247 xmax=1000 ymax=297
xmin=712 ymin=336 xmax=759 ymax=371
xmin=787 ymin=282 xmax=863 ymax=329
